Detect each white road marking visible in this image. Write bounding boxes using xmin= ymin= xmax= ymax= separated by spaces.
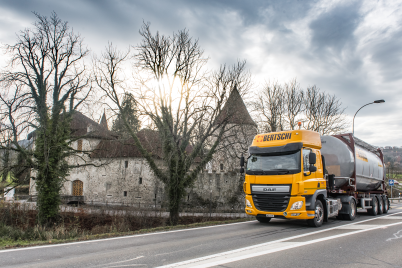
xmin=103 ymin=256 xmax=144 ymax=265
xmin=0 ymin=212 xmax=400 ymax=254
xmin=386 ymin=230 xmax=402 ymax=241
xmin=0 ymin=220 xmax=255 ymax=253
xmin=382 ymin=216 xmax=402 ymax=220
xmin=336 ymin=224 xmax=382 ymax=230
xmin=108 ymin=265 xmax=147 ymax=267
xmin=157 ymin=221 xmax=402 ymax=268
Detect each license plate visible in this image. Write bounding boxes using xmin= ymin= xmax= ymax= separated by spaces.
xmin=266 ymin=214 xmax=274 ymax=218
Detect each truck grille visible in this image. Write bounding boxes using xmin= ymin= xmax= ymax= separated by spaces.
xmin=252 ymin=193 xmax=291 ymax=212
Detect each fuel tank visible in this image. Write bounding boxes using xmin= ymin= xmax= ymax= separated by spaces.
xmin=320 ymin=135 xmax=384 ymax=191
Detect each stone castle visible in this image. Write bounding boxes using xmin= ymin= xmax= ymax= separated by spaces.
xmin=29 ymin=89 xmax=257 ymax=208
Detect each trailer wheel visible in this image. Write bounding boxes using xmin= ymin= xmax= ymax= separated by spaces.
xmin=383 ymin=196 xmax=389 ymax=214
xmin=377 ymin=196 xmax=384 ymax=215
xmin=307 ymin=200 xmax=324 ymax=227
xmin=256 ymin=217 xmax=271 ymax=223
xmin=367 ymin=196 xmax=378 ymax=216
xmin=342 ymin=199 xmax=357 ymax=221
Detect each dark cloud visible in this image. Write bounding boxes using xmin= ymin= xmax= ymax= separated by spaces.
xmin=371 ymin=29 xmax=402 ymax=82
xmin=0 ymin=0 xmax=401 ymax=145
xmin=309 ymin=2 xmax=361 ymax=52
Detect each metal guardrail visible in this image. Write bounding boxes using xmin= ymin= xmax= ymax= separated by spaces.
xmin=389 ymin=198 xmax=402 ymax=203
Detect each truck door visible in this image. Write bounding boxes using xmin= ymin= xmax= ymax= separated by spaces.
xmin=302 ymin=148 xmax=326 ymax=192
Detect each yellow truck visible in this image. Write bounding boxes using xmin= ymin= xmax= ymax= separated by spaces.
xmin=241 ymin=129 xmax=389 ymax=227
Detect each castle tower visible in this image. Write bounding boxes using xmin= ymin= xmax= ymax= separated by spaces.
xmin=100 ymin=110 xmax=108 ymax=130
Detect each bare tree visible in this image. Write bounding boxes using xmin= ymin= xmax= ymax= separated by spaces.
xmin=95 ymin=24 xmax=249 ymax=225
xmin=253 ymin=81 xmax=284 ymax=132
xmin=253 ymin=81 xmax=347 ymax=135
xmin=304 ymin=85 xmax=347 ymax=135
xmin=0 ymin=12 xmax=90 ymax=224
xmin=283 ymin=79 xmax=304 ymax=130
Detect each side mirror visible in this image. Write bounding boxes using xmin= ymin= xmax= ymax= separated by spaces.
xmin=240 ymin=167 xmax=245 ymax=174
xmin=309 ymin=152 xmax=316 ymax=165
xmin=309 ymin=165 xmax=317 ymax=172
xmin=240 ymin=155 xmax=245 ymax=167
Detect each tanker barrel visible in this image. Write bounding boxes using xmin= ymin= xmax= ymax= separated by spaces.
xmin=321 ymin=135 xmax=384 ymax=192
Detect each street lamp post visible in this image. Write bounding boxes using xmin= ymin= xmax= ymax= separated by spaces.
xmin=352 ymin=99 xmax=385 ymax=136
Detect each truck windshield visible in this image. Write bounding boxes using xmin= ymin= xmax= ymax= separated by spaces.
xmin=246 ymin=150 xmax=301 ymax=175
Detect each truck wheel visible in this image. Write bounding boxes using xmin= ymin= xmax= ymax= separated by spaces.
xmin=383 ymin=196 xmax=389 ymax=214
xmin=307 ymin=200 xmax=324 ymax=227
xmin=367 ymin=196 xmax=378 ymax=216
xmin=377 ymin=196 xmax=384 ymax=215
xmin=342 ymin=199 xmax=357 ymax=221
xmin=256 ymin=217 xmax=271 ymax=223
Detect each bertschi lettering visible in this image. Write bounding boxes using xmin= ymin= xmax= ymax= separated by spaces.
xmin=263 ymin=132 xmax=292 ymax=142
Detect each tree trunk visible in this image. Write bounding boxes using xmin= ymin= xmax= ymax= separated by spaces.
xmin=37 ymin=173 xmax=61 ymax=225
xmin=34 ymin=119 xmax=69 ymax=225
xmin=168 ymin=177 xmax=184 ymax=225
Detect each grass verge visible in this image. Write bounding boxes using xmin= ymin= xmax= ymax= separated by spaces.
xmin=0 ymin=217 xmax=253 ymax=250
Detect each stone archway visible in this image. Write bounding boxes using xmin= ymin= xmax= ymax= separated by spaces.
xmin=72 ymin=180 xmax=83 ymax=196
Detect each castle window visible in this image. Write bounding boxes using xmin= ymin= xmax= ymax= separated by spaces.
xmin=125 ymin=161 xmax=128 ymax=168
xmin=77 ymin=140 xmax=83 ymax=151
xmin=124 ymin=191 xmax=127 ymax=197
xmin=220 ymin=163 xmax=224 ymax=171
xmin=139 ymin=177 xmax=143 ymax=184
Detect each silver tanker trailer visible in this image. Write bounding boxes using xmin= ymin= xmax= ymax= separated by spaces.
xmin=321 ymin=133 xmax=389 ymax=219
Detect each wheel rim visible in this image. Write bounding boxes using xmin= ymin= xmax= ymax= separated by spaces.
xmin=379 ymin=199 xmax=383 ymax=211
xmin=350 ymin=201 xmax=356 ymax=217
xmin=385 ymin=198 xmax=388 ymax=210
xmin=374 ymin=198 xmax=378 ymax=213
xmin=315 ymin=205 xmax=324 ymax=223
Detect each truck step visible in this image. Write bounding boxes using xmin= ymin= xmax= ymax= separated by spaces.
xmin=360 ymin=198 xmax=372 ymax=210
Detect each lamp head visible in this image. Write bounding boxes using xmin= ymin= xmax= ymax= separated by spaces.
xmin=374 ymin=99 xmax=385 ymax=103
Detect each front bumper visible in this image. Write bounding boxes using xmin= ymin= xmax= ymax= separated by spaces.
xmin=245 ymin=194 xmax=315 ymax=219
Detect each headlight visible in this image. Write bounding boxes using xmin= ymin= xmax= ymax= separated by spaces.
xmin=246 ymin=199 xmax=252 ymax=208
xmin=290 ymin=201 xmax=303 ymax=210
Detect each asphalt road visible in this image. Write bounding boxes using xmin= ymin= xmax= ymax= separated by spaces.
xmin=1 ymin=203 xmax=402 ymax=268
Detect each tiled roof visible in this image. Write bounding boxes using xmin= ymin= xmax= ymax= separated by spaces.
xmin=27 ymin=111 xmax=118 ymax=140
xmin=90 ymin=129 xmax=197 ymax=160
xmin=215 ymin=87 xmax=256 ymax=126
xmin=90 ymin=129 xmax=162 ymax=158
xmin=71 ymin=111 xmax=118 ymax=140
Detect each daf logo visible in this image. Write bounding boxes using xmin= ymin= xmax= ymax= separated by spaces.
xmin=263 ymin=188 xmax=276 ymax=192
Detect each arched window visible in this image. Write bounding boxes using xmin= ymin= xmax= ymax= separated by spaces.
xmin=72 ymin=180 xmax=83 ymax=196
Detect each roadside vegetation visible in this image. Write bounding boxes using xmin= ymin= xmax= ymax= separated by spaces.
xmin=0 ymin=201 xmax=250 ymax=249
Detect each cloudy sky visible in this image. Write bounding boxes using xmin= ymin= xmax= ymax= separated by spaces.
xmin=0 ymin=0 xmax=401 ymax=146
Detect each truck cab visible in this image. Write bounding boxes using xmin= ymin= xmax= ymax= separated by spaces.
xmin=243 ymin=129 xmax=340 ymax=227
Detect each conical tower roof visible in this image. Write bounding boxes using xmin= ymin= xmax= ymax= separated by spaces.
xmin=100 ymin=110 xmax=108 ymax=130
xmin=215 ymin=87 xmax=256 ymax=126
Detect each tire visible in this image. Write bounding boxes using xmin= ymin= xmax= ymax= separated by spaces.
xmin=256 ymin=217 xmax=271 ymax=223
xmin=307 ymin=200 xmax=324 ymax=227
xmin=383 ymin=196 xmax=389 ymax=214
xmin=367 ymin=196 xmax=378 ymax=216
xmin=377 ymin=196 xmax=384 ymax=215
xmin=342 ymin=199 xmax=357 ymax=221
